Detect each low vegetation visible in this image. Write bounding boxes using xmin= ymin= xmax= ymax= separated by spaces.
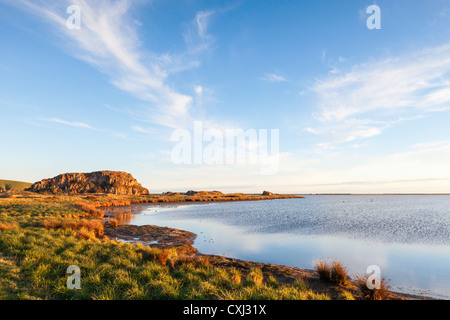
xmin=0 ymin=192 xmax=413 ymax=300
xmin=0 ymin=180 xmax=32 ymax=192
xmin=354 ymin=274 xmax=391 ymax=300
xmin=314 ymin=259 xmax=394 ymax=300
xmin=0 ymin=196 xmax=327 ymax=300
xmin=314 ymin=259 xmax=349 ymax=286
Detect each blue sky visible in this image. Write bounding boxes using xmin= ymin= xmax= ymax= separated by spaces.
xmin=1 ymin=0 xmax=450 ymax=193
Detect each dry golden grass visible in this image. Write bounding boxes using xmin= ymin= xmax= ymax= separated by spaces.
xmin=43 ymin=218 xmax=104 ymax=238
xmin=354 ymin=274 xmax=391 ymax=300
xmin=108 ymin=217 xmax=118 ymax=228
xmin=330 ymin=260 xmax=349 ymax=286
xmin=315 ymin=259 xmax=349 ymax=286
xmin=314 ymin=259 xmax=331 ymax=282
xmin=73 ymin=202 xmax=105 ymax=217
xmin=0 ymin=222 xmax=18 ymax=230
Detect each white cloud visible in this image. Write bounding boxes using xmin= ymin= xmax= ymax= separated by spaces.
xmin=131 ymin=125 xmax=157 ymax=135
xmin=183 ymin=10 xmax=215 ymax=54
xmin=43 ymin=117 xmax=95 ymax=130
xmin=260 ymin=73 xmax=287 ymax=83
xmin=307 ymin=44 xmax=450 ymax=147
xmin=8 ymin=0 xmax=206 ymax=129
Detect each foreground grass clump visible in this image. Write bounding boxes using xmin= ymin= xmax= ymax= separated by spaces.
xmin=314 ymin=259 xmax=349 ymax=286
xmin=0 ymin=199 xmax=329 ymax=300
xmin=354 ymin=274 xmax=391 ymax=300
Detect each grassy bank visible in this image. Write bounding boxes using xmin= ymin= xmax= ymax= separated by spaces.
xmin=0 ymin=195 xmax=333 ymax=300
xmin=0 ymin=180 xmax=32 ymax=191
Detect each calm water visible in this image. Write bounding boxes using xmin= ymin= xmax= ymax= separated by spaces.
xmin=107 ymin=195 xmax=450 ymax=299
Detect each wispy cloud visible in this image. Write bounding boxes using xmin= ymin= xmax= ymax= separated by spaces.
xmin=43 ymin=117 xmax=95 ymax=130
xmin=131 ymin=125 xmax=157 ymax=135
xmin=307 ymin=44 xmax=450 ymax=148
xmin=183 ymin=10 xmax=216 ymax=55
xmin=7 ymin=0 xmax=215 ymax=129
xmin=259 ymin=73 xmax=287 ymax=83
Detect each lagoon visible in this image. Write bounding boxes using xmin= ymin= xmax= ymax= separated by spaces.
xmin=109 ymin=195 xmax=450 ymax=299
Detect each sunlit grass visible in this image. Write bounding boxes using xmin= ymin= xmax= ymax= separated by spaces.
xmin=0 ymin=199 xmax=329 ymax=300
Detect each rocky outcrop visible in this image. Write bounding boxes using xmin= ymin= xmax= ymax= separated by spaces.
xmin=185 ymin=190 xmax=224 ymax=196
xmin=26 ymin=171 xmax=149 ymax=195
xmin=262 ymin=191 xmax=273 ymax=195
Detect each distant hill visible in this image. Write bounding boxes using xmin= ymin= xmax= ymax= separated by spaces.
xmin=0 ymin=179 xmax=33 ymax=191
xmin=26 ymin=171 xmax=150 ymax=195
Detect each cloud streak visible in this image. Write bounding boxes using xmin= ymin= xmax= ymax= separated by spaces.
xmin=260 ymin=73 xmax=287 ymax=83
xmin=43 ymin=117 xmax=95 ymax=130
xmin=8 ymin=0 xmax=205 ymax=128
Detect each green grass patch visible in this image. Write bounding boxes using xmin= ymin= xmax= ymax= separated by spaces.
xmin=0 ymin=199 xmax=329 ymax=300
xmin=0 ymin=180 xmax=32 ymax=191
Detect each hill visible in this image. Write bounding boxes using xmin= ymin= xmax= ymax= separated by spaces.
xmin=0 ymin=179 xmax=32 ymax=191
xmin=26 ymin=171 xmax=149 ymax=195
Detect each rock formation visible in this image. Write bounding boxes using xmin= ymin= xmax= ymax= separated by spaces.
xmin=26 ymin=171 xmax=149 ymax=195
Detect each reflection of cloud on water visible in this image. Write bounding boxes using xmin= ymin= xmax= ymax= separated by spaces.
xmin=118 ymin=200 xmax=450 ymax=299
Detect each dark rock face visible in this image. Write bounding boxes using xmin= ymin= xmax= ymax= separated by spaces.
xmin=26 ymin=171 xmax=149 ymax=195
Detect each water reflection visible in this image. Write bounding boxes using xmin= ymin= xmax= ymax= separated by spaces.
xmin=109 ymin=197 xmax=450 ymax=299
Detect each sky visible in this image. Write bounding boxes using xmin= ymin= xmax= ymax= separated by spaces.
xmin=1 ymin=0 xmax=450 ymax=194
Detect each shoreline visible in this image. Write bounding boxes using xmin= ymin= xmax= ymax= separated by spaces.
xmin=103 ymin=222 xmax=437 ymax=300
xmin=100 ymin=201 xmax=438 ymax=301
xmin=0 ymin=192 xmax=441 ymax=300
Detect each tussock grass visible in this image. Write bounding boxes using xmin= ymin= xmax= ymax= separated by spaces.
xmin=314 ymin=259 xmax=349 ymax=286
xmin=0 ymin=222 xmax=19 ymax=230
xmin=330 ymin=260 xmax=349 ymax=286
xmin=73 ymin=202 xmax=104 ymax=217
xmin=314 ymin=259 xmax=331 ymax=282
xmin=354 ymin=274 xmax=391 ymax=300
xmin=43 ymin=218 xmax=104 ymax=239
